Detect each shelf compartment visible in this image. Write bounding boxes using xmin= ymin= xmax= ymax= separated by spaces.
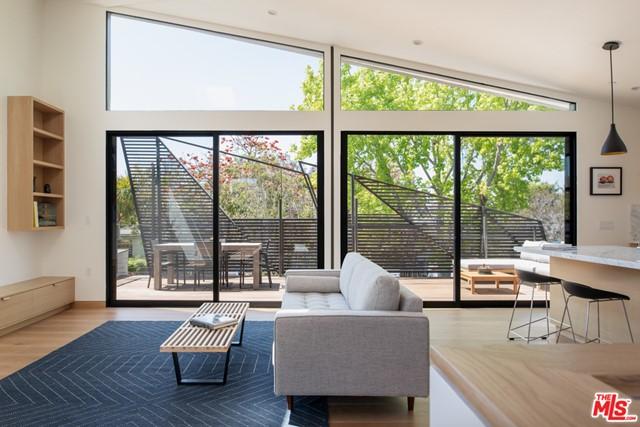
xmin=33 ymin=127 xmax=63 ymax=141
xmin=33 ymin=160 xmax=64 ymax=170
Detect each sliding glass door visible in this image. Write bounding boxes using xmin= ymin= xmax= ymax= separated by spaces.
xmin=459 ymin=135 xmax=573 ymax=302
xmin=107 ymin=131 xmax=323 ymax=307
xmin=341 ymin=132 xmax=575 ymax=307
xmin=216 ymin=134 xmax=320 ymax=302
xmin=342 ymin=133 xmax=456 ymax=301
xmin=111 ymin=134 xmax=216 ymax=303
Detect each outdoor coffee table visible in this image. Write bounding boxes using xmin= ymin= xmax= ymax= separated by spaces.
xmin=460 ymin=269 xmax=518 ymax=294
xmin=160 ymin=302 xmax=249 ymax=385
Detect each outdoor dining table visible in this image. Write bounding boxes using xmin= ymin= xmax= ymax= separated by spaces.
xmin=221 ymin=242 xmax=262 ymax=289
xmin=152 ymin=241 xmax=262 ymax=290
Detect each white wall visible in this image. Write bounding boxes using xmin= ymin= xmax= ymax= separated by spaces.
xmin=0 ymin=0 xmax=44 ymax=285
xmin=28 ymin=0 xmax=640 ymax=300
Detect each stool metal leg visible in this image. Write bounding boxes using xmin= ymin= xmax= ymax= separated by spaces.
xmin=544 ymin=285 xmax=550 ymax=339
xmin=585 ymin=300 xmax=591 ymax=343
xmin=556 ymin=289 xmax=577 ymax=344
xmin=597 ymin=301 xmax=601 ymax=343
xmin=506 ymin=282 xmax=522 ymax=340
xmin=526 ymin=284 xmax=536 ymax=343
xmin=621 ymin=300 xmax=635 ymax=343
xmin=557 ymin=294 xmax=569 ymax=344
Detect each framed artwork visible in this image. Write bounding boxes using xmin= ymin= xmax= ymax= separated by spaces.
xmin=590 ymin=167 xmax=622 ymax=196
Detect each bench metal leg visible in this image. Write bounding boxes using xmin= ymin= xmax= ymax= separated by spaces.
xmin=172 ymin=349 xmax=231 ymax=385
xmin=231 ymin=318 xmax=245 ymax=346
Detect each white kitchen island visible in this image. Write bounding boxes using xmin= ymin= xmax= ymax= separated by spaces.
xmin=516 ymin=245 xmax=638 ymax=343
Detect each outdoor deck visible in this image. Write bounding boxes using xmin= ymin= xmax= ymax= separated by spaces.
xmin=116 ymin=275 xmax=548 ymax=302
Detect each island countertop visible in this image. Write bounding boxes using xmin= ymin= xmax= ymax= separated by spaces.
xmin=515 ymin=245 xmax=640 ymax=270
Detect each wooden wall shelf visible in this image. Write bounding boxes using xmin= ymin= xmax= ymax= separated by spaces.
xmin=33 ymin=160 xmax=64 ymax=170
xmin=8 ymin=96 xmax=65 ymax=231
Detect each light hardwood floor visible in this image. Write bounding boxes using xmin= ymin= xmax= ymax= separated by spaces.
xmin=0 ymin=305 xmax=547 ymax=426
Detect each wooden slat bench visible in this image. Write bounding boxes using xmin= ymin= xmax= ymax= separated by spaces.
xmin=160 ymin=302 xmax=249 ymax=385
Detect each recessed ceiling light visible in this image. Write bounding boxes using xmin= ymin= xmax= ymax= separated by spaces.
xmin=267 ymin=9 xmax=277 ymax=16
xmin=412 ymin=40 xmax=423 ymax=46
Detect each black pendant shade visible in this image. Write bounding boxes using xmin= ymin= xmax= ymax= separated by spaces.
xmin=601 ymin=41 xmax=627 ymax=156
xmin=601 ymin=123 xmax=627 ymax=155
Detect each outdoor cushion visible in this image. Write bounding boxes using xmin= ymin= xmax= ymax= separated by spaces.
xmin=346 ymin=256 xmax=400 ymax=311
xmin=460 ymin=258 xmax=550 ymax=276
xmin=520 ymin=240 xmax=550 ymax=263
xmin=286 ymin=275 xmax=341 ymax=293
xmin=460 ymin=258 xmax=517 ymax=270
xmin=281 ymin=292 xmax=349 ymax=310
xmin=520 ymin=252 xmax=550 ymax=264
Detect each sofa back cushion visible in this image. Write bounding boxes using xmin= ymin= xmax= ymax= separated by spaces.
xmin=339 ymin=252 xmax=366 ymax=298
xmin=342 ymin=253 xmax=400 ymax=311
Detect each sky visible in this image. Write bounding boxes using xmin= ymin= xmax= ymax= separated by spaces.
xmin=109 ymin=14 xmax=322 ymax=111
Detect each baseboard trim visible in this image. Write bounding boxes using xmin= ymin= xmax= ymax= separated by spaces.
xmin=72 ymin=301 xmax=106 ymax=309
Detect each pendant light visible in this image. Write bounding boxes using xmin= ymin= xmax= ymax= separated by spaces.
xmin=601 ymin=41 xmax=627 ymax=156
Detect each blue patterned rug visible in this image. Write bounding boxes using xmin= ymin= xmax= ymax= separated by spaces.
xmin=0 ymin=321 xmax=327 ymax=427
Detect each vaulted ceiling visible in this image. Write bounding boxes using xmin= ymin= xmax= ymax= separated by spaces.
xmin=91 ymin=0 xmax=640 ymax=107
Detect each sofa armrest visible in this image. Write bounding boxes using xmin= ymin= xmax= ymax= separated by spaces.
xmin=285 ymin=275 xmax=341 ymax=293
xmin=274 ymin=310 xmax=429 ymax=397
xmin=399 ymin=285 xmax=423 ymax=312
xmin=285 ymin=269 xmax=340 ymax=278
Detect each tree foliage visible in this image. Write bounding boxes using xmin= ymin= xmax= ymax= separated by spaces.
xmin=116 ymin=176 xmax=137 ymax=228
xmin=179 ymin=136 xmax=317 ymax=219
xmin=292 ymin=63 xmax=565 ymax=225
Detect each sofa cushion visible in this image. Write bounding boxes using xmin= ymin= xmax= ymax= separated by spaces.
xmin=281 ymin=292 xmax=349 ymax=310
xmin=347 ymin=256 xmax=400 ymax=311
xmin=339 ymin=252 xmax=367 ymax=298
xmin=286 ymin=276 xmax=341 ymax=293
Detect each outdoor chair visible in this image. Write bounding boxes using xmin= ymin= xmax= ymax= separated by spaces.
xmin=220 ymin=239 xmax=245 ymax=288
xmin=186 ymin=240 xmax=214 ymax=290
xmin=261 ymin=239 xmax=278 ymax=288
xmin=147 ymin=240 xmax=184 ymax=289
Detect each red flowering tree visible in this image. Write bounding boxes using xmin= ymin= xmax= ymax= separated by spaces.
xmin=180 ymin=135 xmax=317 ymax=219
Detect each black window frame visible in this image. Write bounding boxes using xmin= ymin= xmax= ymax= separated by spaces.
xmin=106 ymin=130 xmax=324 ymax=308
xmin=340 ymin=131 xmax=577 ymax=308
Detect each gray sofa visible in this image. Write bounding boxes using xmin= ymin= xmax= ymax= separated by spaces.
xmin=273 ymin=252 xmax=429 ymax=411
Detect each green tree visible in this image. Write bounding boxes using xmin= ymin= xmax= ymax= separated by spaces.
xmin=116 ymin=176 xmax=138 ymax=227
xmin=292 ymin=63 xmax=564 ymax=215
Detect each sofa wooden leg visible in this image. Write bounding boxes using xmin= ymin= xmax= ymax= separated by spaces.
xmin=287 ymin=396 xmax=294 ymax=411
xmin=407 ymin=396 xmax=415 ymax=411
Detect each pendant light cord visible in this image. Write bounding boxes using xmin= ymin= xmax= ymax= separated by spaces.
xmin=609 ymin=48 xmax=615 ymax=124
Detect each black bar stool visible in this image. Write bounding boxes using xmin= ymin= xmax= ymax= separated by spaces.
xmin=507 ymin=269 xmax=573 ymax=342
xmin=557 ymin=280 xmax=634 ymax=343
